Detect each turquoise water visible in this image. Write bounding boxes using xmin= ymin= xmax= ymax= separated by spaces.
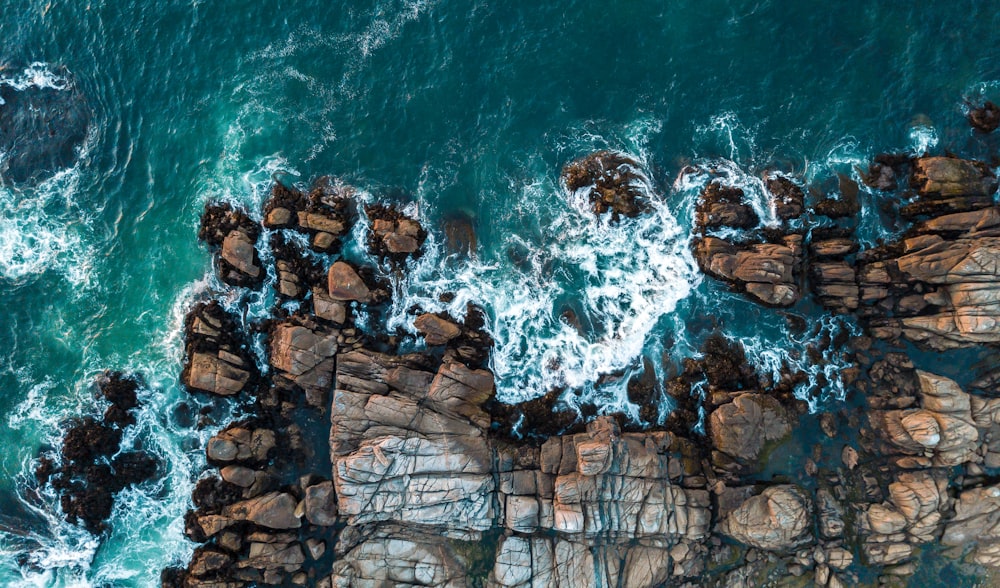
xmin=1 ymin=0 xmax=999 ymax=584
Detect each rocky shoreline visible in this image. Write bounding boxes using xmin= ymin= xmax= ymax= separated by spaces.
xmin=35 ymin=111 xmax=1000 ymax=586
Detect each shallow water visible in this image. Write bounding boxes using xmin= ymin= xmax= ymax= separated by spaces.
xmin=1 ymin=1 xmax=1000 ymax=584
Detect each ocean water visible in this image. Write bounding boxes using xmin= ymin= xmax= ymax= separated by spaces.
xmin=1 ymin=0 xmax=999 ymax=585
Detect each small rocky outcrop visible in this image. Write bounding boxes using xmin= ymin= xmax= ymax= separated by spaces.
xmin=696 ymin=180 xmax=759 ymax=230
xmin=765 ymin=174 xmax=805 ymax=221
xmin=967 ymin=100 xmax=1000 ymax=133
xmin=199 ymin=202 xmax=264 ymax=288
xmin=180 ymin=301 xmax=257 ymax=397
xmin=414 ymin=313 xmax=463 ymax=346
xmin=366 ymin=203 xmax=427 ymax=259
xmin=37 ymin=372 xmax=158 ymax=534
xmin=561 ymin=151 xmax=650 ymax=220
xmin=263 ymin=177 xmax=354 ymax=252
xmin=903 ymin=156 xmax=998 ymax=218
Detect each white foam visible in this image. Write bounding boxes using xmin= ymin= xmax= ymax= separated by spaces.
xmin=379 ymin=154 xmax=700 ymax=413
xmin=908 ymin=124 xmax=939 ymax=155
xmin=0 ymin=63 xmax=70 ymax=106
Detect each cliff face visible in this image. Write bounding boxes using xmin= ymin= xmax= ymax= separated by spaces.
xmin=166 ymin=150 xmax=1000 ymax=588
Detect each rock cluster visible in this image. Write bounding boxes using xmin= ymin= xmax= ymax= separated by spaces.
xmin=165 ymin=145 xmax=1000 ymax=588
xmin=199 ymin=203 xmax=264 ymax=288
xmin=561 ymin=150 xmax=650 ymax=220
xmin=180 ymin=301 xmax=258 ymax=397
xmin=35 ymin=372 xmax=158 ymax=534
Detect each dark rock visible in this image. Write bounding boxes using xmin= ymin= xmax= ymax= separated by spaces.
xmin=765 ymin=175 xmax=805 ymax=220
xmin=366 ymin=204 xmax=427 ymax=260
xmin=696 ymin=180 xmax=759 ymax=230
xmin=968 ymin=100 xmax=1000 ymax=133
xmin=562 ymin=151 xmax=650 ymax=220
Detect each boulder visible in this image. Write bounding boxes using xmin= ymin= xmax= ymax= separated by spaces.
xmin=414 ymin=313 xmax=462 ymax=345
xmin=223 ymin=492 xmax=301 ymax=529
xmin=327 ymin=262 xmax=372 ymax=303
xmin=720 ymin=485 xmax=812 ymax=551
xmin=709 ymin=394 xmax=793 ymax=471
xmin=694 ymin=236 xmax=801 ymax=306
xmin=304 ymin=481 xmax=338 ymax=526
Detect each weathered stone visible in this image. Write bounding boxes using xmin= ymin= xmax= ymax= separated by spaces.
xmin=223 ymin=492 xmax=301 ymax=530
xmin=327 ymin=262 xmax=372 ymax=302
xmin=414 ymin=314 xmax=462 ymax=346
xmin=304 ymin=481 xmax=338 ymax=526
xmin=720 ymin=485 xmax=812 ymax=551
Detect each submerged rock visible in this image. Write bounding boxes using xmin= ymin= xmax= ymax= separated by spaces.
xmin=0 ymin=65 xmax=91 ymax=185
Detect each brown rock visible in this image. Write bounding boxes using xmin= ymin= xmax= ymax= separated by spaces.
xmin=327 ymin=262 xmax=372 ymax=302
xmin=223 ymin=492 xmax=301 ymax=529
xmin=414 ymin=314 xmax=462 ymax=345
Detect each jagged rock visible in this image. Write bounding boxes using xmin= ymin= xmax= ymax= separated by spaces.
xmin=329 ymin=526 xmax=469 ymax=587
xmin=366 ymin=204 xmax=427 ymax=258
xmin=811 ymin=260 xmax=858 ymax=312
xmin=562 ymin=151 xmax=650 ymax=220
xmin=911 ymin=156 xmax=998 ymax=198
xmin=696 ymin=180 xmax=759 ymax=230
xmin=709 ymin=394 xmax=793 ymax=471
xmin=968 ymin=101 xmax=1000 ymax=133
xmin=693 ymin=236 xmax=801 ymax=306
xmin=269 ymin=316 xmax=338 ymax=399
xmin=943 ymin=484 xmax=1000 ymax=567
xmin=180 ymin=302 xmax=256 ymax=397
xmin=720 ymin=485 xmax=813 ymax=551
xmin=860 ymin=207 xmax=1000 ymax=349
xmin=869 ymin=371 xmax=978 ymax=466
xmin=331 ymin=350 xmax=495 ymax=535
xmin=327 ymin=261 xmax=373 ymax=303
xmin=199 ymin=203 xmax=263 ymax=288
xmin=414 ymin=313 xmax=462 ymax=345
xmin=765 ymin=175 xmax=804 ymax=221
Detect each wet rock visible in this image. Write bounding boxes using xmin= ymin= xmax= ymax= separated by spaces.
xmin=366 ymin=204 xmax=427 ymax=259
xmin=562 ymin=151 xmax=650 ymax=220
xmin=968 ymin=100 xmax=1000 ymax=133
xmin=199 ymin=203 xmax=264 ymax=288
xmin=414 ymin=313 xmax=462 ymax=345
xmin=41 ymin=372 xmax=157 ymax=534
xmin=696 ymin=180 xmax=759 ymax=230
xmin=180 ymin=301 xmax=257 ymax=397
xmin=720 ymin=485 xmax=813 ymax=551
xmin=765 ymin=174 xmax=805 ymax=221
xmin=902 ymin=156 xmax=998 ymax=217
